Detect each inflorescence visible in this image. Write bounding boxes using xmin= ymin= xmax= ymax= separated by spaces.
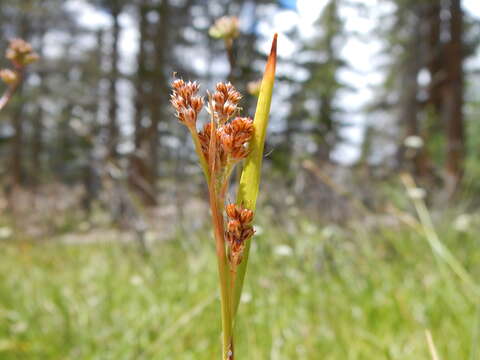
xmin=170 ymin=79 xmax=255 ymax=270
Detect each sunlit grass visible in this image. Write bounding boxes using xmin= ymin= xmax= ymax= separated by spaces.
xmin=0 ymin=215 xmax=479 ymax=359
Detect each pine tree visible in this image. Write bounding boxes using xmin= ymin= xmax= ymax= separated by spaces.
xmin=295 ymin=0 xmax=349 ymax=164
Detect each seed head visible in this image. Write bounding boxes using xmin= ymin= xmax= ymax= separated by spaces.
xmin=225 ymin=204 xmax=255 ymax=266
xmin=170 ymin=79 xmax=204 ymax=128
xmin=211 ymin=82 xmax=242 ymax=123
xmin=198 ymin=122 xmax=228 ymax=171
xmin=209 ymin=16 xmax=240 ymax=40
xmin=199 ymin=116 xmax=253 ymax=170
xmin=0 ymin=69 xmax=18 ymax=85
xmin=6 ymin=39 xmax=39 ymax=68
xmin=240 ymin=208 xmax=254 ymax=224
xmin=219 ymin=117 xmax=254 ymax=160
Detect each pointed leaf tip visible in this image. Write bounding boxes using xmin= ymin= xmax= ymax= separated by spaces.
xmin=266 ymin=34 xmax=277 ymax=75
xmin=270 ymin=33 xmax=278 ymax=58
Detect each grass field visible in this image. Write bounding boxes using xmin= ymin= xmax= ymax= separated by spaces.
xmin=0 ymin=211 xmax=479 ymax=359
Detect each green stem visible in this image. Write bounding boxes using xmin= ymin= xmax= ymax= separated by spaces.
xmin=212 ymin=186 xmax=234 ymax=360
xmin=205 ymin=117 xmax=234 ymax=359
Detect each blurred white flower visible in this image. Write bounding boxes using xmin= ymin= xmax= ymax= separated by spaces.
xmin=247 ymin=79 xmax=262 ymax=97
xmin=241 ymin=292 xmax=252 ymax=303
xmin=11 ymin=321 xmax=27 ymax=334
xmin=303 ymin=222 xmax=317 ymax=235
xmin=404 ymin=135 xmax=424 ymax=149
xmin=407 ymin=187 xmax=426 ymax=200
xmin=209 ymin=16 xmax=240 ymax=40
xmin=0 ymin=227 xmax=12 ymax=239
xmin=321 ymin=225 xmax=340 ymax=239
xmin=130 ymin=275 xmax=144 ymax=286
xmin=274 ymin=244 xmax=293 ymax=257
xmin=454 ymin=214 xmax=472 ymax=232
xmin=144 ymin=231 xmax=157 ymax=243
xmin=254 ymin=225 xmax=264 ymax=236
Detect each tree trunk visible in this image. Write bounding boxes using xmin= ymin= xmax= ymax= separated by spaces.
xmin=426 ymin=0 xmax=443 ymax=114
xmin=32 ymin=27 xmax=47 ymax=187
xmin=443 ymin=0 xmax=464 ymax=191
xmin=401 ymin=9 xmax=423 ymax=176
xmin=130 ymin=0 xmax=156 ymax=205
xmin=108 ymin=6 xmax=121 ymax=159
xmin=147 ymin=0 xmax=170 ymax=195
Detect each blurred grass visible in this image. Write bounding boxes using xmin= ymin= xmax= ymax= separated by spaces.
xmin=0 ymin=214 xmax=479 ymax=359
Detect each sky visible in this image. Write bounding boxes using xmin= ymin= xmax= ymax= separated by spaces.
xmin=66 ymin=0 xmax=480 ymax=164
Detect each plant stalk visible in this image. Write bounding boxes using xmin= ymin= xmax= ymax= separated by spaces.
xmin=206 ymin=114 xmax=234 ymax=359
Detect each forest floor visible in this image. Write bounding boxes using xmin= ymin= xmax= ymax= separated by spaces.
xmin=0 ymin=210 xmax=479 ymax=359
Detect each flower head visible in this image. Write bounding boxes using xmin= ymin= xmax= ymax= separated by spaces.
xmin=199 ymin=116 xmax=253 ymax=170
xmin=170 ymin=79 xmax=204 ymax=128
xmin=0 ymin=69 xmax=18 ymax=85
xmin=209 ymin=16 xmax=240 ymax=40
xmin=198 ymin=122 xmax=228 ymax=171
xmin=219 ymin=117 xmax=254 ymax=160
xmin=404 ymin=135 xmax=424 ymax=149
xmin=211 ymin=82 xmax=242 ymax=123
xmin=225 ymin=203 xmax=255 ymax=266
xmin=6 ymin=39 xmax=39 ymax=68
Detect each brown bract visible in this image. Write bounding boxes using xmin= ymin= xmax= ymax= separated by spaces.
xmin=170 ymin=79 xmax=204 ymax=128
xmin=225 ymin=204 xmax=255 ymax=266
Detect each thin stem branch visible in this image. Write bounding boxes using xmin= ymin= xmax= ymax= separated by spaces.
xmin=225 ymin=38 xmax=235 ymax=81
xmin=206 ymin=109 xmax=233 ymax=360
xmin=188 ymin=125 xmax=210 ymax=181
xmin=0 ymin=70 xmax=22 ymax=112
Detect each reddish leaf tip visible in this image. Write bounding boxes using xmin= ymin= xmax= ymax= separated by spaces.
xmin=264 ymin=34 xmax=277 ymax=79
xmin=270 ymin=33 xmax=278 ymax=58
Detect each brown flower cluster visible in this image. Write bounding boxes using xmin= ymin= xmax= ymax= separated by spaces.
xmin=170 ymin=79 xmax=256 ymax=268
xmin=171 ymin=79 xmax=253 ymax=171
xmin=170 ymin=79 xmax=204 ymax=128
xmin=6 ymin=39 xmax=39 ymax=68
xmin=225 ymin=204 xmax=254 ymax=266
xmin=198 ymin=116 xmax=253 ymax=169
xmin=212 ymin=82 xmax=242 ymax=123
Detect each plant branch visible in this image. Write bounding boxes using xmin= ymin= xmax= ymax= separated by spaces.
xmin=188 ymin=125 xmax=210 ymax=181
xmin=0 ymin=70 xmax=22 ymax=112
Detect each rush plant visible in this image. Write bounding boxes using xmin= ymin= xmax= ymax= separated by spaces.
xmin=170 ymin=34 xmax=277 ymax=359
